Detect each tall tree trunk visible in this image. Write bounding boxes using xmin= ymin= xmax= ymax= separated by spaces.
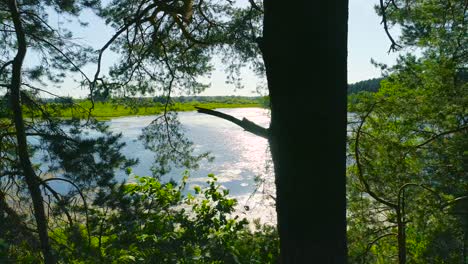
xmin=396 ymin=209 xmax=407 ymax=264
xmin=463 ymin=215 xmax=467 ymax=264
xmin=7 ymin=0 xmax=55 ymax=263
xmin=262 ymin=0 xmax=348 ymax=262
xmin=396 ymin=187 xmax=406 ymax=264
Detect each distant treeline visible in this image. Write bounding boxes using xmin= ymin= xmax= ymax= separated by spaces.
xmin=157 ymin=95 xmax=266 ymax=104
xmin=348 ymin=77 xmax=383 ymax=94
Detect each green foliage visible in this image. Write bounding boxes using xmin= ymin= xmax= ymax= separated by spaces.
xmin=0 ymin=0 xmax=274 ymax=263
xmin=379 ymin=0 xmax=466 ymax=56
xmin=348 ymin=56 xmax=466 ymax=263
xmin=4 ymin=0 xmax=465 ymax=262
xmin=347 ymin=0 xmax=467 ymax=262
xmin=39 ymin=174 xmax=278 ymax=263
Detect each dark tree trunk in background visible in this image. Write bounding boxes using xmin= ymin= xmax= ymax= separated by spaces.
xmin=262 ymin=0 xmax=348 ymax=262
xmin=8 ymin=0 xmax=55 ymax=263
xmin=463 ymin=215 xmax=468 ymax=264
xmin=396 ymin=210 xmax=407 ymax=264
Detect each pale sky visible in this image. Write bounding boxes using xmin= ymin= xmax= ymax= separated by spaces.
xmin=30 ymin=0 xmax=401 ymax=98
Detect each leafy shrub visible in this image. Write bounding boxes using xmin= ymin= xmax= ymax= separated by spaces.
xmin=46 ymin=174 xmax=278 ymax=263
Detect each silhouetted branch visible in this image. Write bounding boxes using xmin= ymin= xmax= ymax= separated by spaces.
xmin=171 ymin=13 xmax=210 ymax=45
xmin=360 ymin=232 xmax=397 ymax=261
xmin=40 ymin=182 xmax=74 ymax=228
xmin=379 ymin=0 xmax=402 ymax=53
xmin=27 ymin=34 xmax=91 ymax=83
xmin=194 ymin=106 xmax=269 ymax=139
xmin=248 ymin=0 xmax=264 ymax=13
xmin=397 ymin=183 xmax=442 ymax=205
xmin=42 ymin=178 xmax=91 ymax=247
xmin=158 ymin=40 xmax=188 ymax=157
xmin=90 ymin=3 xmax=157 ymax=115
xmin=354 ymin=102 xmax=398 ymax=208
xmin=7 ymin=0 xmax=55 ymax=262
xmin=21 ymin=83 xmax=90 ymax=114
xmin=0 ymin=191 xmax=41 ymax=248
xmin=198 ymin=0 xmax=222 ymax=26
xmin=0 ymin=60 xmax=13 ymax=75
xmin=0 ymin=131 xmax=79 ymax=144
xmin=443 ymin=196 xmax=468 ymax=213
xmin=413 ymin=126 xmax=468 ymax=149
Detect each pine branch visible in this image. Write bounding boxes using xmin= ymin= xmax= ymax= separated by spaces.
xmin=194 ymin=106 xmax=269 ymax=139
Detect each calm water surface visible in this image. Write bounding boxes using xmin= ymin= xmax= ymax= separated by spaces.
xmin=34 ymin=109 xmax=354 ymax=223
xmin=109 ymin=108 xmax=276 ymax=223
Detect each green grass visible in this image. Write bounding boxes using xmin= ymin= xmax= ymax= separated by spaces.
xmin=50 ymin=100 xmax=262 ymax=119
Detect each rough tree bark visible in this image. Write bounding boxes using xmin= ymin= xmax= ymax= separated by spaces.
xmin=198 ymin=1 xmax=349 ymax=262
xmin=7 ymin=0 xmax=55 ymax=263
xmin=261 ymin=0 xmax=348 ymax=262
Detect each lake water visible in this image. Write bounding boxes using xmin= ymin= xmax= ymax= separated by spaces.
xmin=111 ymin=107 xmax=276 ymax=223
xmin=34 ymin=108 xmax=276 ymax=223
xmin=112 ymin=108 xmax=269 ymax=188
xmin=31 ymin=108 xmax=356 ymax=224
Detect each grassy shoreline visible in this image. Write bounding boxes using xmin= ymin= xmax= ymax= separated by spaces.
xmin=51 ymin=101 xmax=264 ymax=120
